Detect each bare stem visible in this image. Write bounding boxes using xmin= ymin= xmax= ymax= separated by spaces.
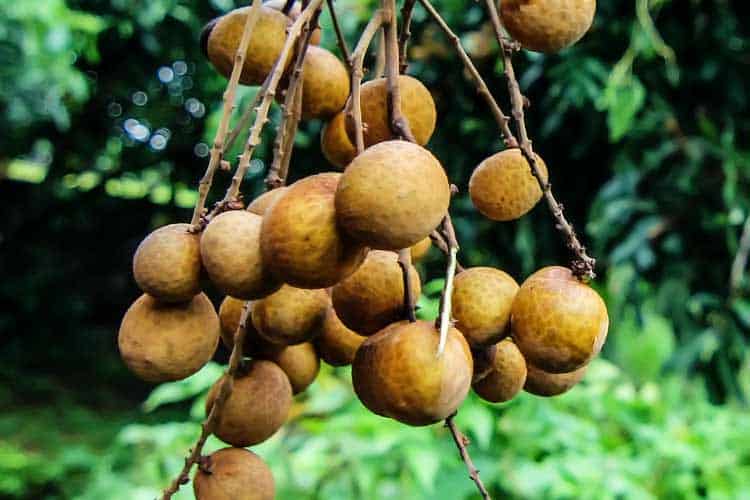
xmin=397 ymin=249 xmax=417 ymax=322
xmin=445 ymin=415 xmax=492 ymax=500
xmin=326 ymin=0 xmax=351 ymax=67
xmin=435 ymin=216 xmax=458 ymax=356
xmin=430 ymin=228 xmax=465 ymax=273
xmin=730 ymin=213 xmax=750 ymax=295
xmin=397 ymin=0 xmax=416 ymax=73
xmin=382 ymin=0 xmax=416 ymax=142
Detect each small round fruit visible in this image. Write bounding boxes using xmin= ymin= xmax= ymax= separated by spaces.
xmin=194 ymin=447 xmax=275 ymax=500
xmin=315 ymin=307 xmax=366 ymax=366
xmin=472 ymin=339 xmax=527 ymax=403
xmin=332 ymin=250 xmax=421 ymax=335
xmin=252 ymin=285 xmax=329 ymax=345
xmin=511 ymin=266 xmax=609 ymax=373
xmin=321 ymin=111 xmax=357 ymax=169
xmin=500 ymin=0 xmax=596 ymax=53
xmin=218 ymin=297 xmax=275 ymax=358
xmin=300 ymin=46 xmax=349 ymax=120
xmin=410 ymin=237 xmax=432 ymax=263
xmin=263 ymin=342 xmax=319 ymax=394
xmin=118 ymin=293 xmax=219 ymax=382
xmin=352 ymin=320 xmax=473 ymax=426
xmin=246 ymin=187 xmax=288 ymax=215
xmin=132 ymin=223 xmax=201 ymax=303
xmin=524 ymin=363 xmax=588 ymax=397
xmin=469 ymin=148 xmax=548 ymax=222
xmin=452 ymin=267 xmax=519 ymax=348
xmin=472 ymin=344 xmax=497 ymax=384
xmin=336 ymin=141 xmax=450 ymax=250
xmin=206 ymin=360 xmax=292 ymax=446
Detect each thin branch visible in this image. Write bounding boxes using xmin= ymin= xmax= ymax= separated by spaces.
xmin=435 ymin=216 xmax=458 ymax=356
xmin=430 ymin=228 xmax=465 ymax=273
xmin=730 ymin=213 xmax=750 ymax=295
xmin=397 ymin=249 xmax=417 ymax=322
xmin=445 ymin=415 xmax=492 ymax=500
xmin=382 ymin=0 xmax=416 ymax=142
xmin=224 ymin=88 xmax=264 ymax=156
xmin=397 ymin=0 xmax=416 ymax=73
xmin=326 ymin=0 xmax=351 ymax=68
xmin=374 ymin=29 xmax=386 ymax=78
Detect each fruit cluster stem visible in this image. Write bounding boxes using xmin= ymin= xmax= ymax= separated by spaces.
xmin=397 ymin=0 xmax=416 ymax=74
xmin=397 ymin=249 xmax=418 ymax=322
xmin=446 ymin=415 xmax=492 ymax=500
xmin=435 ymin=215 xmax=459 ymax=355
xmin=326 ymin=0 xmax=351 ymax=68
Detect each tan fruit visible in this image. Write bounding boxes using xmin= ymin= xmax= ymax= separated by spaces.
xmin=261 ymin=173 xmax=366 ymax=288
xmin=352 ymin=320 xmax=473 ymax=426
xmin=471 ymin=344 xmax=497 ymax=384
xmin=263 ymin=342 xmax=319 ymax=394
xmin=410 ymin=237 xmax=432 ymax=263
xmin=332 ymin=250 xmax=421 ymax=335
xmin=511 ymin=266 xmax=609 ymax=373
xmin=314 ymin=306 xmax=366 ymax=366
xmin=335 ymin=141 xmax=450 ymax=250
xmin=524 ymin=363 xmax=588 ymax=397
xmin=118 ymin=293 xmax=219 ymax=382
xmin=500 ymin=0 xmax=596 ymax=53
xmin=469 ymin=148 xmax=548 ymax=222
xmin=206 ymin=360 xmax=292 ymax=446
xmin=321 ymin=111 xmax=357 ymax=169
xmin=218 ymin=297 xmax=274 ymax=358
xmin=264 ymin=0 xmax=322 ymax=45
xmin=299 ymin=46 xmax=349 ymax=120
xmin=452 ymin=267 xmax=519 ymax=348
xmin=132 ymin=223 xmax=201 ymax=303
xmin=194 ymin=447 xmax=275 ymax=500
xmin=472 ymin=339 xmax=527 ymax=403
xmin=252 ymin=285 xmax=329 ymax=345
xmin=246 ymin=187 xmax=288 ymax=215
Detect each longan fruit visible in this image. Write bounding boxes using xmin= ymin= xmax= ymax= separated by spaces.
xmin=472 ymin=339 xmax=527 ymax=403
xmin=321 ymin=111 xmax=357 ymax=169
xmin=194 ymin=447 xmax=274 ymax=500
xmin=472 ymin=344 xmax=497 ymax=384
xmin=246 ymin=187 xmax=288 ymax=215
xmin=263 ymin=342 xmax=320 ymax=394
xmin=218 ymin=297 xmax=274 ymax=358
xmin=314 ymin=306 xmax=366 ymax=366
xmin=251 ymin=285 xmax=329 ymax=345
xmin=500 ymin=0 xmax=596 ymax=53
xmin=524 ymin=363 xmax=588 ymax=397
xmin=410 ymin=237 xmax=432 ymax=263
xmin=299 ymin=46 xmax=349 ymax=120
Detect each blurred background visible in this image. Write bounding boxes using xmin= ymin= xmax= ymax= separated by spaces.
xmin=1 ymin=0 xmax=749 ymax=498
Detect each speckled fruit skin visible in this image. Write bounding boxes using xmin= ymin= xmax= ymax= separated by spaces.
xmin=524 ymin=362 xmax=587 ymax=397
xmin=469 ymin=148 xmax=548 ymax=222
xmin=194 ymin=447 xmax=275 ymax=500
xmin=511 ymin=266 xmax=609 ymax=373
xmin=314 ymin=306 xmax=366 ymax=366
xmin=206 ymin=360 xmax=292 ymax=447
xmin=321 ymin=111 xmax=357 ymax=169
xmin=500 ymin=0 xmax=596 ymax=53
xmin=201 ymin=211 xmax=281 ymax=300
xmin=118 ymin=293 xmax=219 ymax=382
xmin=132 ymin=223 xmax=201 ymax=303
xmin=410 ymin=237 xmax=432 ymax=263
xmin=263 ymin=342 xmax=319 ymax=394
xmin=452 ymin=267 xmax=519 ymax=348
xmin=252 ymin=285 xmax=329 ymax=345
xmin=352 ymin=320 xmax=473 ymax=426
xmin=335 ymin=141 xmax=450 ymax=250
xmin=345 ymin=75 xmax=436 ymax=148
xmin=218 ymin=297 xmax=274 ymax=358
xmin=300 ymin=46 xmax=349 ymax=120
xmin=262 ymin=173 xmax=367 ymax=289
xmin=472 ymin=339 xmax=527 ymax=403
xmin=246 ymin=187 xmax=287 ymax=215
xmin=332 ymin=250 xmax=421 ymax=335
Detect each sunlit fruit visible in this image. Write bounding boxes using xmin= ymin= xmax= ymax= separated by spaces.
xmin=299 ymin=46 xmax=349 ymax=120
xmin=246 ymin=187 xmax=288 ymax=215
xmin=314 ymin=306 xmax=366 ymax=366
xmin=500 ymin=0 xmax=596 ymax=53
xmin=524 ymin=362 xmax=588 ymax=397
xmin=262 ymin=342 xmax=320 ymax=394
xmin=321 ymin=111 xmax=357 ymax=169
xmin=472 ymin=339 xmax=527 ymax=403
xmin=251 ymin=285 xmax=329 ymax=345
xmin=335 ymin=141 xmax=450 ymax=250
xmin=410 ymin=237 xmax=432 ymax=263
xmin=194 ymin=447 xmax=275 ymax=500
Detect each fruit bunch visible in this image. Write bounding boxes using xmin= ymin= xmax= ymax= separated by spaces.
xmin=117 ymin=0 xmax=602 ymax=498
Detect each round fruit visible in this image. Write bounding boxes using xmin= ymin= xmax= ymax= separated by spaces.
xmin=335 ymin=141 xmax=450 ymax=250
xmin=194 ymin=447 xmax=275 ymax=500
xmin=206 ymin=360 xmax=292 ymax=446
xmin=524 ymin=363 xmax=588 ymax=397
xmin=469 ymin=148 xmax=548 ymax=222
xmin=452 ymin=267 xmax=519 ymax=348
xmin=246 ymin=187 xmax=287 ymax=215
xmin=262 ymin=173 xmax=367 ymax=288
xmin=132 ymin=223 xmax=201 ymax=303
xmin=118 ymin=293 xmax=219 ymax=382
xmin=218 ymin=297 xmax=275 ymax=357
xmin=472 ymin=339 xmax=527 ymax=403
xmin=201 ymin=211 xmax=280 ymax=300
xmin=332 ymin=250 xmax=421 ymax=335
xmin=263 ymin=342 xmax=319 ymax=394
xmin=314 ymin=306 xmax=366 ymax=366
xmin=264 ymin=0 xmax=322 ymax=45
xmin=321 ymin=111 xmax=357 ymax=169
xmin=410 ymin=237 xmax=432 ymax=263
xmin=252 ymin=285 xmax=329 ymax=345
xmin=471 ymin=344 xmax=497 ymax=384
xmin=511 ymin=266 xmax=609 ymax=373
xmin=299 ymin=46 xmax=349 ymax=120
xmin=500 ymin=0 xmax=596 ymax=53
xmin=352 ymin=320 xmax=473 ymax=426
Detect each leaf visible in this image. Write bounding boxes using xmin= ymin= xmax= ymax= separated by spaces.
xmin=141 ymin=362 xmax=223 ymax=412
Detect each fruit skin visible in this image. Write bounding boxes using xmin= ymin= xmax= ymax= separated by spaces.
xmin=252 ymin=285 xmax=329 ymax=345
xmin=524 ymin=363 xmax=587 ymax=397
xmin=118 ymin=293 xmax=219 ymax=382
xmin=218 ymin=297 xmax=274 ymax=357
xmin=314 ymin=306 xmax=366 ymax=366
xmin=194 ymin=447 xmax=275 ymax=500
xmin=472 ymin=339 xmax=527 ymax=403
xmin=511 ymin=266 xmax=609 ymax=373
xmin=345 ymin=75 xmax=437 ymax=148
xmin=410 ymin=237 xmax=432 ymax=263
xmin=206 ymin=360 xmax=292 ymax=447
xmin=201 ymin=211 xmax=281 ymax=300
xmin=299 ymin=46 xmax=349 ymax=120
xmin=246 ymin=187 xmax=288 ymax=215
xmin=500 ymin=0 xmax=596 ymax=53
xmin=321 ymin=111 xmax=357 ymax=169
xmin=452 ymin=267 xmax=519 ymax=348
xmin=132 ymin=223 xmax=201 ymax=303
xmin=352 ymin=320 xmax=473 ymax=426
xmin=469 ymin=148 xmax=548 ymax=222
xmin=335 ymin=141 xmax=450 ymax=250
xmin=471 ymin=344 xmax=497 ymax=384
xmin=332 ymin=250 xmax=421 ymax=335
xmin=262 ymin=173 xmax=367 ymax=288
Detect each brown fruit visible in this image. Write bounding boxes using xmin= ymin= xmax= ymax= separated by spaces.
xmin=132 ymin=223 xmax=201 ymax=303
xmin=118 ymin=293 xmax=219 ymax=382
xmin=206 ymin=360 xmax=292 ymax=446
xmin=246 ymin=187 xmax=288 ymax=215
xmin=524 ymin=363 xmax=588 ymax=397
xmin=410 ymin=237 xmax=432 ymax=263
xmin=452 ymin=267 xmax=519 ymax=348
xmin=332 ymin=250 xmax=421 ymax=335
xmin=264 ymin=0 xmax=322 ymax=45
xmin=472 ymin=339 xmax=527 ymax=403
xmin=252 ymin=285 xmax=329 ymax=345
xmin=469 ymin=148 xmax=548 ymax=222
xmin=471 ymin=344 xmax=497 ymax=384
xmin=299 ymin=46 xmax=349 ymax=120
xmin=321 ymin=111 xmax=357 ymax=169
xmin=201 ymin=211 xmax=280 ymax=300
xmin=500 ymin=0 xmax=596 ymax=53
xmin=261 ymin=173 xmax=367 ymax=288
xmin=263 ymin=342 xmax=320 ymax=394
xmin=314 ymin=306 xmax=366 ymax=366
xmin=346 ymin=75 xmax=437 ymax=148
xmin=335 ymin=141 xmax=450 ymax=250
xmin=194 ymin=447 xmax=275 ymax=500
xmin=352 ymin=320 xmax=473 ymax=426
xmin=218 ymin=297 xmax=274 ymax=357
xmin=511 ymin=266 xmax=609 ymax=373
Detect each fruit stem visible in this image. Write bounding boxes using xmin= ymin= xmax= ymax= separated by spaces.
xmin=397 ymin=0 xmax=416 ymax=74
xmin=445 ymin=414 xmax=493 ymax=500
xmin=397 ymin=249 xmax=417 ymax=322
xmin=382 ymin=0 xmax=417 ymax=142
xmin=436 ymin=216 xmax=459 ymax=356
xmin=326 ymin=0 xmax=351 ymax=69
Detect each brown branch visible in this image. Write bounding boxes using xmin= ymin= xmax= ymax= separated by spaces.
xmin=374 ymin=29 xmax=386 ymax=78
xmin=435 ymin=215 xmax=459 ymax=355
xmin=326 ymin=0 xmax=351 ymax=68
xmin=730 ymin=213 xmax=750 ymax=295
xmin=224 ymin=87 xmax=264 ymax=157
xmin=382 ymin=0 xmax=416 ymax=142
xmin=430 ymin=228 xmax=465 ymax=273
xmin=445 ymin=415 xmax=492 ymax=500
xmin=397 ymin=249 xmax=417 ymax=322
xmin=397 ymin=0 xmax=416 ymax=73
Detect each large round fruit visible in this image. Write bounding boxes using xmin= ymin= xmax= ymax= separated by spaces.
xmin=246 ymin=187 xmax=287 ymax=215
xmin=472 ymin=339 xmax=527 ymax=403
xmin=524 ymin=362 xmax=588 ymax=397
xmin=194 ymin=447 xmax=275 ymax=500
xmin=251 ymin=285 xmax=329 ymax=345
xmin=299 ymin=46 xmax=349 ymax=120
xmin=500 ymin=0 xmax=596 ymax=53
xmin=321 ymin=111 xmax=357 ymax=169
xmin=314 ymin=306 xmax=366 ymax=366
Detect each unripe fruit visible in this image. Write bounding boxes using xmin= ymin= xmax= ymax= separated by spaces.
xmin=262 ymin=173 xmax=367 ymax=288
xmin=352 ymin=320 xmax=473 ymax=426
xmin=194 ymin=447 xmax=275 ymax=500
xmin=524 ymin=363 xmax=588 ymax=397
xmin=472 ymin=339 xmax=527 ymax=403
xmin=246 ymin=187 xmax=288 ymax=215
xmin=132 ymin=223 xmax=201 ymax=303
xmin=252 ymin=285 xmax=329 ymax=345
xmin=452 ymin=267 xmax=519 ymax=348
xmin=336 ymin=141 xmax=450 ymax=250
xmin=118 ymin=293 xmax=219 ymax=382
xmin=299 ymin=46 xmax=349 ymax=120
xmin=332 ymin=250 xmax=421 ymax=335
xmin=314 ymin=306 xmax=366 ymax=366
xmin=321 ymin=111 xmax=357 ymax=169
xmin=218 ymin=297 xmax=274 ymax=357
xmin=500 ymin=0 xmax=596 ymax=53
xmin=206 ymin=360 xmax=292 ymax=447
xmin=511 ymin=266 xmax=608 ymax=373
xmin=469 ymin=148 xmax=548 ymax=222
xmin=410 ymin=237 xmax=432 ymax=263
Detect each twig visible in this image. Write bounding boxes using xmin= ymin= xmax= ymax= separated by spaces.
xmin=730 ymin=213 xmax=750 ymax=295
xmin=397 ymin=0 xmax=416 ymax=74
xmin=397 ymin=249 xmax=417 ymax=322
xmin=374 ymin=29 xmax=386 ymax=78
xmin=326 ymin=0 xmax=351 ymax=68
xmin=382 ymin=0 xmax=416 ymax=142
xmin=445 ymin=415 xmax=492 ymax=500
xmin=430 ymin=229 xmax=465 ymax=273
xmin=224 ymin=88 xmax=264 ymax=157
xmin=435 ymin=216 xmax=458 ymax=356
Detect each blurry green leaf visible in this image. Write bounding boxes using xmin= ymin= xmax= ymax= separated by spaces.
xmin=142 ymin=362 xmax=223 ymax=412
